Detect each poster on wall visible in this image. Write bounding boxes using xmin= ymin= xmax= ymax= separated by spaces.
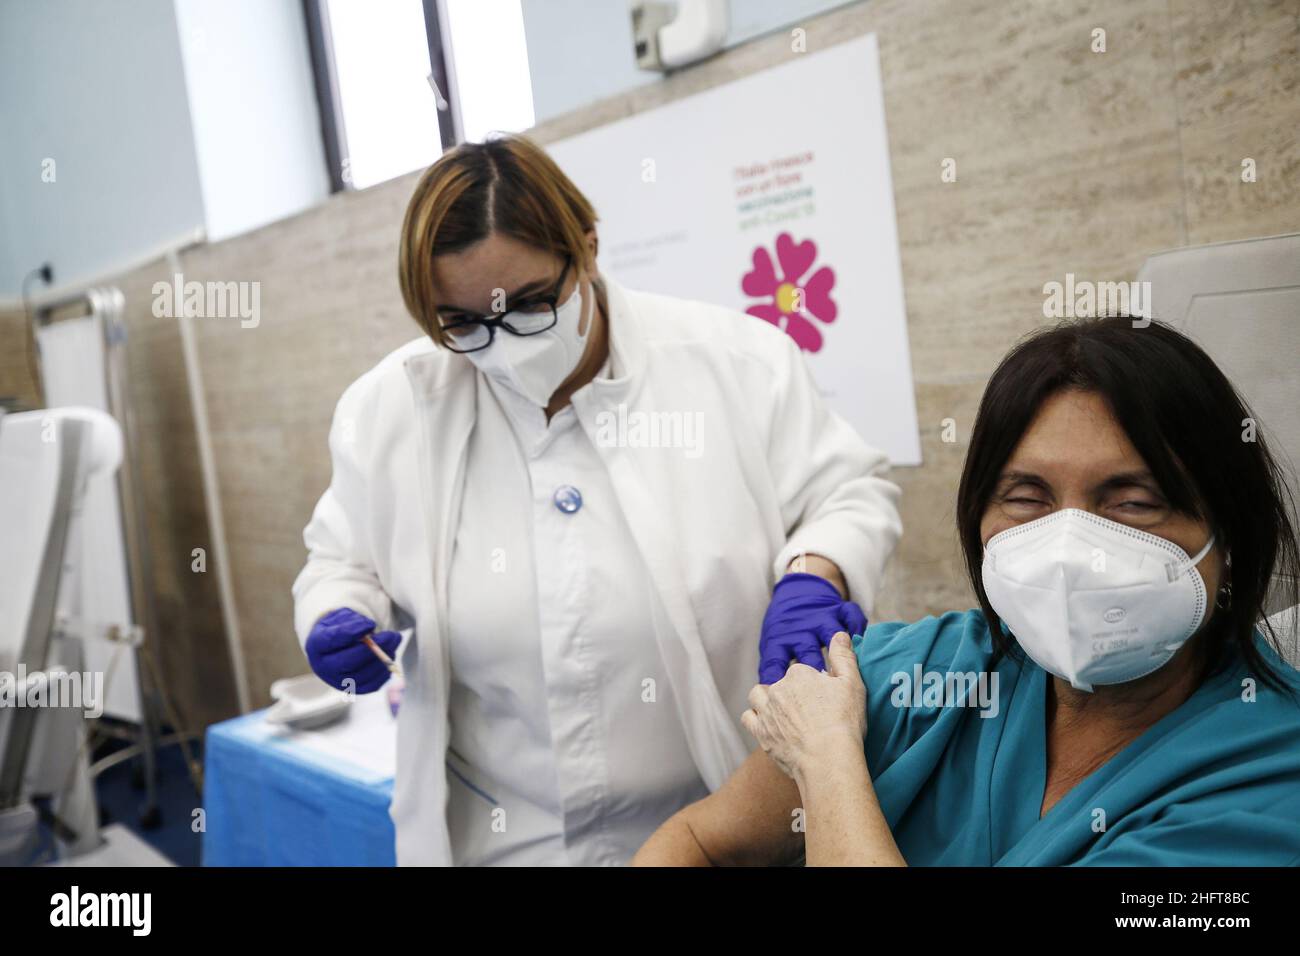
xmin=547 ymin=32 xmax=921 ymax=465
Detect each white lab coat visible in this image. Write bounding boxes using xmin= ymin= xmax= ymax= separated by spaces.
xmin=292 ymin=275 xmax=903 ymax=865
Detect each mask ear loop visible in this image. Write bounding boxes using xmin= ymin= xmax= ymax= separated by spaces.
xmin=1168 ymin=534 xmax=1215 ymax=582
xmin=1150 ymin=535 xmax=1219 ymax=658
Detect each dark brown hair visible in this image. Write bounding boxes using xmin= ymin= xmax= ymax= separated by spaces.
xmin=956 ymin=316 xmax=1299 ymax=692
xmin=398 ymin=133 xmax=598 ymax=345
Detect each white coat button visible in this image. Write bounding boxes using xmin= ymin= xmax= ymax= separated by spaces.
xmin=553 ymin=485 xmax=582 ymax=514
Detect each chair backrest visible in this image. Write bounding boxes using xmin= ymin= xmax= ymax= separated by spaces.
xmin=0 ymin=412 xmax=86 ymax=669
xmin=1264 ymin=606 xmax=1300 ymax=671
xmin=35 ymin=310 xmax=142 ymax=722
xmin=0 ymin=411 xmax=86 ymax=805
xmin=1138 ymin=233 xmax=1300 ymax=478
xmin=1139 ymin=234 xmax=1300 ymax=635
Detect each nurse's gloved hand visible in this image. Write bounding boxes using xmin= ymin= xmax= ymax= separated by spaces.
xmin=305 ymin=607 xmax=401 ymax=694
xmin=758 ymin=573 xmax=867 ymax=684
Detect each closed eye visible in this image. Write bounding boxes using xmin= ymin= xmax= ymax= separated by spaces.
xmin=510 ymin=297 xmax=553 ymax=314
xmin=441 ymin=319 xmax=481 ymax=337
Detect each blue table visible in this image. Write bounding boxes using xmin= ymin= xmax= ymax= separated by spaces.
xmin=202 ymin=699 xmax=397 ymax=866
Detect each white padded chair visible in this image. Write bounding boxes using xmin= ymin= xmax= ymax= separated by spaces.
xmin=1138 ymin=233 xmax=1300 ymax=668
xmin=0 ymin=408 xmax=123 ymax=861
xmin=1265 ymin=606 xmax=1299 ymax=672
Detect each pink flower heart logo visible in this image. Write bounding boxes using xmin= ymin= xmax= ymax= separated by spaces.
xmin=741 ymin=232 xmax=837 ymax=352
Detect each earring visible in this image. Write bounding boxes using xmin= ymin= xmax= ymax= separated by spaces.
xmin=1215 ymin=583 xmax=1233 ymax=610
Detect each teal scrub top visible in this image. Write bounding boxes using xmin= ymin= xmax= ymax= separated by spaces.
xmin=852 ymin=610 xmax=1300 ymax=866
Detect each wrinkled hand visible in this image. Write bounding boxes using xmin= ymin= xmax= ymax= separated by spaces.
xmin=758 ymin=572 xmax=868 ymax=684
xmin=742 ymin=632 xmax=867 ymax=780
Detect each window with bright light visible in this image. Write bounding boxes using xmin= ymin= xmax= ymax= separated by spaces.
xmin=444 ymin=0 xmax=535 ymax=145
xmin=325 ymin=0 xmax=440 ymax=190
xmin=305 ymin=0 xmax=536 ymax=193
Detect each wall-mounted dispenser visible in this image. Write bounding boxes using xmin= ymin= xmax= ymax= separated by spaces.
xmin=632 ymin=0 xmax=729 ymax=72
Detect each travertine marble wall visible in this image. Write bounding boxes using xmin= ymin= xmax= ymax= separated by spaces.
xmin=2 ymin=0 xmax=1295 ymax=720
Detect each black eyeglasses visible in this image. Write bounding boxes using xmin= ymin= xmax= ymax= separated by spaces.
xmin=438 ymin=257 xmax=573 ymax=354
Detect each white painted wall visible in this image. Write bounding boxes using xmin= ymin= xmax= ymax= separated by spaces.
xmin=0 ymin=0 xmax=330 ymax=297
xmin=0 ymin=0 xmax=859 ymax=297
xmin=520 ymin=0 xmax=860 ymax=122
xmin=0 ymin=0 xmax=206 ymax=296
xmin=173 ymin=0 xmax=330 ymax=241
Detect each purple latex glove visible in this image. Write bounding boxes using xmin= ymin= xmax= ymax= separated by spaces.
xmin=305 ymin=608 xmax=401 ymax=694
xmin=758 ymin=572 xmax=867 ymax=684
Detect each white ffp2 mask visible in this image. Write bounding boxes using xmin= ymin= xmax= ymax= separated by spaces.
xmin=465 ymin=283 xmax=589 ymax=407
xmin=981 ymin=508 xmax=1214 ymax=691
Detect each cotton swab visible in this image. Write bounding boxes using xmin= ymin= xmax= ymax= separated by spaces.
xmin=361 ymin=633 xmax=404 ymax=679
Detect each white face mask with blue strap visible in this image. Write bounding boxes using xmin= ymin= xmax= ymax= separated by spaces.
xmin=981 ymin=508 xmax=1215 ymax=691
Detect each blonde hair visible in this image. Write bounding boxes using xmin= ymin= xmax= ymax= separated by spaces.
xmin=398 ymin=133 xmax=599 ymax=344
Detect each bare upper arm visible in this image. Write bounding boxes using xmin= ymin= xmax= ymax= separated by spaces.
xmin=679 ymin=748 xmax=805 ymax=866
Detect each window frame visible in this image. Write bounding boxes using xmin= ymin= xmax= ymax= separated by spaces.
xmin=302 ymin=0 xmax=461 ymax=193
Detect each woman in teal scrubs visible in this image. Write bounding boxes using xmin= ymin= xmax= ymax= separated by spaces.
xmin=633 ymin=316 xmax=1300 ymax=866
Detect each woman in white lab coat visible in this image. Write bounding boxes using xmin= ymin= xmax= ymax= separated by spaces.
xmin=292 ymin=134 xmax=902 ymax=865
